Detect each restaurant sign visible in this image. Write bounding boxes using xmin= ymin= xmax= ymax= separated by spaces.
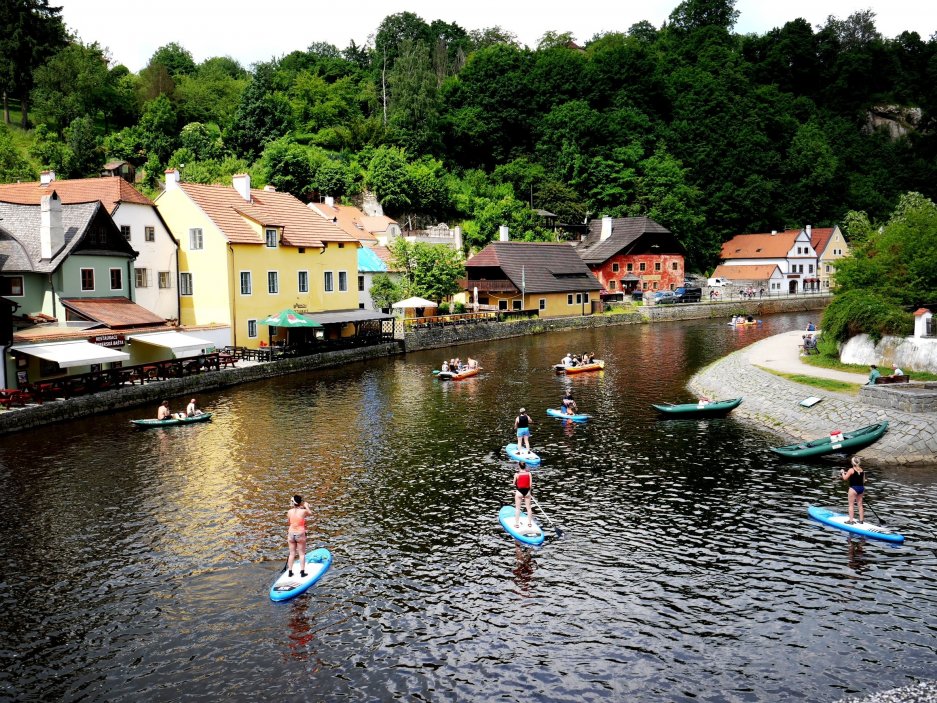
xmin=90 ymin=333 xmax=125 ymax=348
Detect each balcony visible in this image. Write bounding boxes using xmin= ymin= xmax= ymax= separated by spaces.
xmin=460 ymin=278 xmax=519 ymax=293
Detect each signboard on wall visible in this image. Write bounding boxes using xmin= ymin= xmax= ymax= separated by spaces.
xmin=90 ymin=333 xmax=125 ymax=348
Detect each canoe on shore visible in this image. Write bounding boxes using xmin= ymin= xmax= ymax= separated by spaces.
xmin=131 ymin=412 xmax=213 ymax=428
xmin=438 ymin=367 xmax=481 ymax=380
xmin=554 ymin=360 xmax=605 ymax=374
xmin=651 ymin=398 xmax=742 ymax=417
xmin=769 ymin=421 xmax=889 ymax=459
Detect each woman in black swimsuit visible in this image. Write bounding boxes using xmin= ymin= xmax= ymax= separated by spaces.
xmin=841 ymin=456 xmax=865 ymax=524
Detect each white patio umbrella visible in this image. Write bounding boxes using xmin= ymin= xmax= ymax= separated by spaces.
xmin=391 ymin=296 xmax=438 ymax=309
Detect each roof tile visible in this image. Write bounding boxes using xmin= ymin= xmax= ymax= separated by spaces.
xmin=0 ymin=176 xmax=152 ymax=213
xmin=466 ymin=241 xmax=601 ymax=294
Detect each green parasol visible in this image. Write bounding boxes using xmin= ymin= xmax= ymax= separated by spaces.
xmin=258 ymin=309 xmax=322 ymax=327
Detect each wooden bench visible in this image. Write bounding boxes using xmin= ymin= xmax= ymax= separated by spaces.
xmin=874 ymin=375 xmax=910 ymax=384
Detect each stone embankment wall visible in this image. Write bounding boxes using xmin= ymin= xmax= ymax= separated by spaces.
xmin=404 ymin=295 xmax=830 ymax=352
xmin=841 ymin=333 xmax=937 ymax=374
xmin=688 ymin=340 xmax=937 ymax=466
xmin=860 ymin=382 xmax=937 ymax=413
xmin=0 ymin=343 xmax=402 ymax=436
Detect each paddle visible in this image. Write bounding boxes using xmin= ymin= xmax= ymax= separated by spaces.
xmin=530 ymin=495 xmax=565 ymax=538
xmin=864 ymin=499 xmax=886 ymax=527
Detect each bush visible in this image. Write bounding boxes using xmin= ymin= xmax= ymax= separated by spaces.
xmin=437 ymin=302 xmax=450 ymax=315
xmin=818 ymin=289 xmax=912 ymax=355
xmin=453 ymin=302 xmax=466 ymax=314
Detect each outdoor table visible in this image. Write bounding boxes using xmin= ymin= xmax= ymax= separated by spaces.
xmin=219 ymin=354 xmax=238 ymax=368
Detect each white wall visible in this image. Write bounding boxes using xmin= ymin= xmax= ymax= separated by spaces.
xmin=113 ymin=202 xmax=178 ymax=320
xmin=841 ymin=333 xmax=937 ymax=373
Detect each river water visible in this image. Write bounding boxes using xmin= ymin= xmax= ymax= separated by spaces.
xmin=1 ymin=312 xmax=935 ymax=702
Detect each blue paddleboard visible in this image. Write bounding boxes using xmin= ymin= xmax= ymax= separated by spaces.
xmin=505 ymin=443 xmax=541 ymax=466
xmin=807 ymin=506 xmax=904 ymax=543
xmin=546 ymin=408 xmax=591 ymax=422
xmin=498 ymin=505 xmax=545 ymax=546
xmin=269 ymin=547 xmax=333 ymax=601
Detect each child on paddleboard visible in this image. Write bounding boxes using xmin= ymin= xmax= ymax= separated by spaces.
xmin=513 ymin=462 xmax=533 ymax=529
xmin=287 ymin=495 xmax=312 ymax=577
xmin=841 ymin=457 xmax=865 ymax=524
xmin=514 ymin=408 xmax=532 ymax=453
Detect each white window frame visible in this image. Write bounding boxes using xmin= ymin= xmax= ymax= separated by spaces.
xmin=120 ymin=224 xmax=131 ymax=241
xmin=189 ymin=228 xmax=203 ymax=250
xmin=180 ymin=272 xmax=193 ymax=296
xmin=158 ymin=271 xmax=172 ymax=289
xmin=567 ymin=294 xmax=574 ymax=305
xmin=498 ymin=300 xmax=508 ymax=310
xmin=654 ymin=262 xmax=661 ymax=272
xmin=265 ymin=228 xmax=278 ymax=248
xmin=1 ymin=275 xmax=25 ymax=297
xmin=145 ymin=226 xmax=155 ymax=242
xmin=358 ymin=274 xmax=365 ymax=292
xmin=324 ymin=271 xmax=334 ymax=292
xmin=612 ymin=262 xmax=619 ymax=273
xmin=539 ymin=298 xmax=546 ymax=310
xmin=109 ymin=267 xmax=123 ymax=291
xmin=583 ymin=292 xmax=590 ymax=303
xmin=247 ymin=319 xmax=258 ymax=338
xmin=135 ymin=268 xmax=149 ymax=288
xmin=298 ymin=270 xmax=309 ymax=293
xmin=80 ymin=267 xmax=95 ymax=291
xmin=338 ymin=270 xmax=348 ymax=292
xmin=609 ymin=279 xmax=617 ymax=290
xmin=240 ymin=271 xmax=252 ymax=296
xmin=512 ymin=299 xmax=522 ymax=311
xmin=267 ymin=270 xmax=279 ymax=294
xmin=639 ymin=262 xmax=646 ymax=272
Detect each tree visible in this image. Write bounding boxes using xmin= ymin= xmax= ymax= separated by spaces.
xmin=149 ymin=42 xmax=196 ymax=77
xmin=138 ymin=95 xmax=179 ymax=165
xmin=30 ymin=41 xmax=111 ymax=133
xmin=63 ymin=115 xmax=101 ymax=177
xmin=0 ymin=124 xmax=35 ymax=182
xmin=369 ymin=273 xmax=404 ymax=309
xmin=226 ymin=63 xmax=293 ymax=161
xmin=365 ymin=146 xmax=412 ymax=211
xmin=388 ymin=39 xmax=439 ymax=153
xmin=259 ymin=138 xmax=315 ymax=198
xmin=388 ymin=238 xmax=464 ymax=301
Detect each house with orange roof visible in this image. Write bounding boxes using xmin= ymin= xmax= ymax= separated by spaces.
xmin=0 ymin=171 xmax=178 ymax=320
xmin=809 ymin=225 xmax=849 ymax=290
xmin=155 ymin=171 xmax=362 ymax=348
xmin=717 ymin=226 xmax=821 ymax=294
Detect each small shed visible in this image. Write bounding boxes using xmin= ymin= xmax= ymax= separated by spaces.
xmin=914 ymin=308 xmax=933 ymax=338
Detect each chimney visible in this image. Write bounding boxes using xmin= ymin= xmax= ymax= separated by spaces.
xmin=164 ymin=168 xmax=180 ymax=191
xmin=40 ymin=170 xmax=56 ymax=186
xmin=600 ymin=216 xmax=613 ymax=241
xmin=771 ymin=230 xmax=777 ymax=235
xmin=453 ymin=225 xmax=463 ymax=250
xmin=324 ymin=195 xmax=334 ymax=207
xmin=263 ymin=185 xmax=276 ymax=192
xmin=232 ymin=173 xmax=251 ymax=202
xmin=499 ymin=225 xmax=509 ymax=242
xmin=40 ymin=192 xmax=65 ymax=260
xmin=806 ymin=224 xmax=812 ymax=237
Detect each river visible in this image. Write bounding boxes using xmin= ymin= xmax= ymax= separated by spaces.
xmin=1 ymin=312 xmax=935 ymax=702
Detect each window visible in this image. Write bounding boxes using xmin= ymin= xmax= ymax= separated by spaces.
xmin=145 ymin=226 xmax=155 ymax=242
xmin=672 ymin=262 xmax=678 ymax=270
xmin=268 ymin=325 xmax=278 ymax=336
xmin=338 ymin=242 xmax=344 ymax=248
xmin=247 ymin=319 xmax=257 ymax=338
xmin=825 ymin=265 xmax=831 ymax=273
xmin=639 ymin=262 xmax=646 ymax=272
xmin=338 ymin=271 xmax=348 ymax=291
xmin=1 ymin=275 xmax=24 ymax=296
xmin=180 ymin=272 xmax=193 ymax=295
xmin=135 ymin=268 xmax=149 ymax=288
xmin=575 ymin=293 xmax=582 ymax=304
xmin=324 ymin=271 xmax=333 ymax=292
xmin=358 ymin=275 xmax=365 ymax=292
xmin=612 ymin=263 xmax=620 ymax=273
xmin=265 ymin=228 xmax=277 ymax=248
xmin=652 ymin=282 xmax=659 ymax=290
xmin=121 ymin=225 xmax=131 ymax=240
xmin=539 ymin=298 xmax=546 ymax=310
xmin=609 ymin=279 xmax=617 ymax=290
xmin=654 ymin=262 xmax=661 ymax=272
xmin=298 ymin=271 xmax=309 ymax=293
xmin=158 ymin=271 xmax=171 ymax=289
xmin=567 ymin=294 xmax=574 ymax=305
xmin=189 ymin=228 xmax=203 ymax=250
xmin=626 ymin=263 xmax=633 ymax=272
xmin=499 ymin=300 xmax=508 ymax=310
xmin=809 ymin=264 xmax=814 ymax=273
xmin=240 ymin=271 xmax=252 ymax=295
xmin=110 ymin=268 xmax=123 ymax=290
xmin=512 ymin=300 xmax=521 ymax=310
xmin=642 ymin=282 xmax=649 ymax=290
xmin=583 ymin=293 xmax=589 ymax=303
xmin=267 ymin=271 xmax=279 ymax=294
xmin=359 ymin=303 xmax=365 ymax=309
xmin=81 ymin=268 xmax=94 ymax=291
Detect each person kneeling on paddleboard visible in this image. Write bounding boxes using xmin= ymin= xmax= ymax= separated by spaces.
xmin=514 ymin=408 xmax=532 ymax=453
xmin=562 ymin=392 xmax=578 ymax=415
xmin=287 ymin=495 xmax=312 ymax=577
xmin=513 ymin=462 xmax=534 ymax=530
xmin=841 ymin=457 xmax=865 ymax=524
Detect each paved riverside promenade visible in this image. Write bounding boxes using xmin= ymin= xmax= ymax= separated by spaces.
xmin=688 ymin=330 xmax=937 ymax=466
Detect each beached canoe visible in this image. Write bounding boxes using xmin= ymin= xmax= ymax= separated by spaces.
xmin=651 ymin=398 xmax=742 ymax=417
xmin=131 ymin=412 xmax=213 ymax=428
xmin=554 ymin=360 xmax=605 ymax=374
xmin=769 ymin=421 xmax=889 ymax=459
xmin=437 ymin=367 xmax=480 ymax=380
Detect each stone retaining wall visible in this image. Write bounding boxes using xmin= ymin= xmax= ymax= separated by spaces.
xmin=859 ymin=382 xmax=937 ymax=413
xmin=638 ymin=294 xmax=830 ymax=322
xmin=0 ymin=343 xmax=403 ymax=436
xmin=688 ymin=338 xmax=937 ymax=466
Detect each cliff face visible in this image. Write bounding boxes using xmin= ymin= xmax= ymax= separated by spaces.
xmin=865 ymin=105 xmax=924 ymax=139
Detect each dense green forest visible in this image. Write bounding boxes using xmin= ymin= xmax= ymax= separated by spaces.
xmin=3 ymin=0 xmax=937 ymax=270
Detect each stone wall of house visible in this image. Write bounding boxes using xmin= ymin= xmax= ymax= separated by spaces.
xmin=639 ymin=294 xmax=830 ymax=323
xmin=0 ymin=343 xmax=403 ymax=436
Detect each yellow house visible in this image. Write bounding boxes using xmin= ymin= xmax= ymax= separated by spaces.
xmin=464 ymin=241 xmax=602 ymax=316
xmin=811 ymin=225 xmax=849 ymax=290
xmin=155 ymin=171 xmax=359 ymax=348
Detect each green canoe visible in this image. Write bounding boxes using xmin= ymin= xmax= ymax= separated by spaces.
xmin=651 ymin=397 xmax=742 ymax=417
xmin=131 ymin=412 xmax=213 ymax=428
xmin=769 ymin=421 xmax=888 ymax=459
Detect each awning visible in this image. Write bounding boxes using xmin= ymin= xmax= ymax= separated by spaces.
xmin=11 ymin=340 xmax=130 ymax=368
xmin=303 ymin=309 xmax=394 ymax=325
xmin=128 ymin=331 xmax=215 ymax=358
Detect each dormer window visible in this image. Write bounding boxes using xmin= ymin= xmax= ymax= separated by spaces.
xmin=755 ymin=248 xmax=762 ymax=252
xmin=265 ymin=228 xmax=278 ymax=248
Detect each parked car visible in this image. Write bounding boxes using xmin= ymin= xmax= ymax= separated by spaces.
xmin=631 ymin=289 xmax=646 ymax=302
xmin=673 ymin=286 xmax=702 ymax=303
xmin=651 ymin=290 xmax=677 ymax=304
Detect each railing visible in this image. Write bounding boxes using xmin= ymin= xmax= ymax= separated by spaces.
xmin=404 ymin=312 xmax=498 ymax=330
xmin=458 ymin=279 xmax=519 ymax=293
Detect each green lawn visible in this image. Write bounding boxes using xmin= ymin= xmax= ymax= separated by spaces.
xmin=756 ymin=365 xmax=862 ymax=395
xmin=801 ymin=354 xmax=937 ymax=382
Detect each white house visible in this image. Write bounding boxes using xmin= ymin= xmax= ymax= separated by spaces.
xmin=0 ymin=172 xmax=179 ymax=320
xmin=717 ymin=226 xmax=820 ymax=293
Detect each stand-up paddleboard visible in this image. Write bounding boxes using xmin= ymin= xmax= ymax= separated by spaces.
xmin=546 ymin=408 xmax=591 ymax=422
xmin=505 ymin=443 xmax=541 ymax=466
xmin=498 ymin=505 xmax=545 ymax=546
xmin=269 ymin=547 xmax=333 ymax=601
xmin=807 ymin=506 xmax=905 ymax=543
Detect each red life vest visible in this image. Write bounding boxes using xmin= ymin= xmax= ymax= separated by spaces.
xmin=515 ymin=471 xmax=531 ymax=489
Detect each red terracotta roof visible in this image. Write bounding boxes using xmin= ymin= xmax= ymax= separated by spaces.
xmin=914 ymin=308 xmax=932 ymax=316
xmin=0 ymin=176 xmax=152 ymax=213
xmin=712 ymin=264 xmax=782 ymax=280
xmin=60 ymin=297 xmax=166 ymax=328
xmin=720 ymin=230 xmax=801 ymax=259
xmin=809 ymin=228 xmax=835 ymax=255
xmin=309 ymin=201 xmax=379 ymax=242
xmin=181 ymin=183 xmax=357 ymax=247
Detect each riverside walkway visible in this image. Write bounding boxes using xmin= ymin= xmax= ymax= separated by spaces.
xmin=689 ymin=330 xmax=937 ymax=466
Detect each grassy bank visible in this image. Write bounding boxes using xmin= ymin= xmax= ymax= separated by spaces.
xmin=756 ymin=365 xmax=862 ymax=395
xmin=801 ymin=354 xmax=937 ymax=382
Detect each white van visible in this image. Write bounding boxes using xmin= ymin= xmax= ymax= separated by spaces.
xmin=707 ymin=277 xmax=728 ymax=287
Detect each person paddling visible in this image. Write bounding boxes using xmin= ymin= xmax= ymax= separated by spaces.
xmin=514 ymin=408 xmax=532 ymax=453
xmin=286 ymin=495 xmax=312 ymax=577
xmin=841 ymin=457 xmax=865 ymax=524
xmin=513 ymin=461 xmax=534 ymax=529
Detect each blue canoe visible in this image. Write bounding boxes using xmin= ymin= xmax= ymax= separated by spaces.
xmin=807 ymin=506 xmax=905 ymax=544
xmin=269 ymin=547 xmax=333 ymax=601
xmin=498 ymin=505 xmax=545 ymax=546
xmin=505 ymin=443 xmax=541 ymax=466
xmin=546 ymin=408 xmax=591 ymax=422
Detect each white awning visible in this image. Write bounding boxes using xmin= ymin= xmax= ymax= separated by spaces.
xmin=11 ymin=341 xmax=130 ymax=368
xmin=128 ymin=331 xmax=215 ymax=358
